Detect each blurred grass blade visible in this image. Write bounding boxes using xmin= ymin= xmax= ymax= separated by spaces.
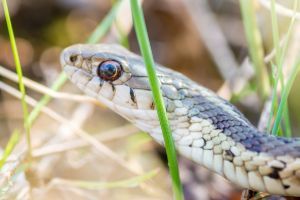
xmin=272 ymin=59 xmax=300 ymax=135
xmin=27 ymin=73 xmax=67 ymax=126
xmin=2 ymin=0 xmax=32 ymax=155
xmin=87 ymin=0 xmax=122 ymax=44
xmin=54 ymin=169 xmax=159 ymax=190
xmin=0 ymin=130 xmax=20 ymax=169
xmin=27 ymin=0 xmax=123 ymax=127
xmin=239 ymin=0 xmax=270 ymax=98
xmin=130 ymin=0 xmax=184 ymax=199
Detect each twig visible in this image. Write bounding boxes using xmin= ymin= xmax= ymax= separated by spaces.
xmin=32 ymin=124 xmax=138 ymax=158
xmin=259 ymin=0 xmax=300 ymax=19
xmin=0 ymin=81 xmax=144 ymax=174
xmin=0 ymin=66 xmax=99 ymax=105
xmin=182 ymin=0 xmax=239 ymax=84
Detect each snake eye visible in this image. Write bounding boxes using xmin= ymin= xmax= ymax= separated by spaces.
xmin=97 ymin=60 xmax=122 ymax=81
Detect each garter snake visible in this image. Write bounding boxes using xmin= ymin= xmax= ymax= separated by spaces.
xmin=60 ymin=44 xmax=300 ymax=196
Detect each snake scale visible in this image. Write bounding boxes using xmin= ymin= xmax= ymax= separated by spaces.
xmin=60 ymin=44 xmax=300 ymax=196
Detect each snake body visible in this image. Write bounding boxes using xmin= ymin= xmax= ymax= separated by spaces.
xmin=61 ymin=44 xmax=300 ymax=196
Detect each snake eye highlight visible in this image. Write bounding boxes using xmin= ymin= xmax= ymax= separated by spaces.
xmin=97 ymin=60 xmax=122 ymax=81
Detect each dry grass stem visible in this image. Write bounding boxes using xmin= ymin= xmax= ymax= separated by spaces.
xmin=0 ymin=66 xmax=100 ymax=105
xmin=259 ymin=0 xmax=300 ymax=19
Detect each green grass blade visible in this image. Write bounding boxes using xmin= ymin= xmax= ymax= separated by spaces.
xmin=2 ymin=0 xmax=31 ymax=155
xmin=239 ymin=0 xmax=270 ymax=98
xmin=0 ymin=130 xmax=20 ymax=169
xmin=268 ymin=0 xmax=297 ymax=136
xmin=130 ymin=1 xmax=184 ymax=199
xmin=272 ymin=59 xmax=300 ymax=135
xmin=57 ymin=169 xmax=159 ymax=190
xmin=27 ymin=1 xmax=123 ymax=126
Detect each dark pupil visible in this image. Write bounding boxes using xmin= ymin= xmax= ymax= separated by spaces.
xmin=98 ymin=60 xmax=121 ymax=81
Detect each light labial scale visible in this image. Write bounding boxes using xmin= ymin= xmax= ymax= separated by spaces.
xmin=133 ymin=89 xmax=153 ymax=110
xmin=72 ymin=69 xmax=90 ymax=86
xmin=113 ymin=85 xmax=137 ymax=109
xmin=85 ymin=77 xmax=101 ymax=97
xmin=99 ymin=82 xmax=114 ymax=99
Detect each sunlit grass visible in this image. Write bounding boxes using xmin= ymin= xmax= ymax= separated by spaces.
xmin=52 ymin=169 xmax=159 ymax=190
xmin=239 ymin=0 xmax=270 ymax=99
xmin=240 ymin=0 xmax=299 ymax=138
xmin=0 ymin=130 xmax=20 ymax=169
xmin=2 ymin=0 xmax=31 ymax=156
xmin=130 ymin=0 xmax=184 ymax=199
xmin=272 ymin=59 xmax=300 ymax=135
xmin=268 ymin=0 xmax=298 ymax=136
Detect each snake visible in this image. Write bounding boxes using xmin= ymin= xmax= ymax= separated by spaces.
xmin=60 ymin=44 xmax=300 ymax=196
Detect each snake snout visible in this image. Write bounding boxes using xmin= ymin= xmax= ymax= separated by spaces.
xmin=60 ymin=45 xmax=83 ymax=69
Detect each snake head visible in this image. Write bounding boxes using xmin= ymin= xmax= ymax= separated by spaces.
xmin=60 ymin=44 xmax=158 ymax=113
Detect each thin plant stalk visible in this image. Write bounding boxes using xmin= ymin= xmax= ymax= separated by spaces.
xmin=0 ymin=130 xmax=20 ymax=169
xmin=130 ymin=0 xmax=184 ymax=199
xmin=272 ymin=59 xmax=300 ymax=135
xmin=2 ymin=0 xmax=31 ymax=156
xmin=54 ymin=169 xmax=159 ymax=190
xmin=268 ymin=0 xmax=298 ymax=136
xmin=239 ymin=0 xmax=270 ymax=99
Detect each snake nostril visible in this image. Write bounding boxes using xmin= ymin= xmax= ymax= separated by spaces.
xmin=70 ymin=55 xmax=78 ymax=63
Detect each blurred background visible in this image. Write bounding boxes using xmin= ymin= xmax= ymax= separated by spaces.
xmin=0 ymin=0 xmax=300 ymax=199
